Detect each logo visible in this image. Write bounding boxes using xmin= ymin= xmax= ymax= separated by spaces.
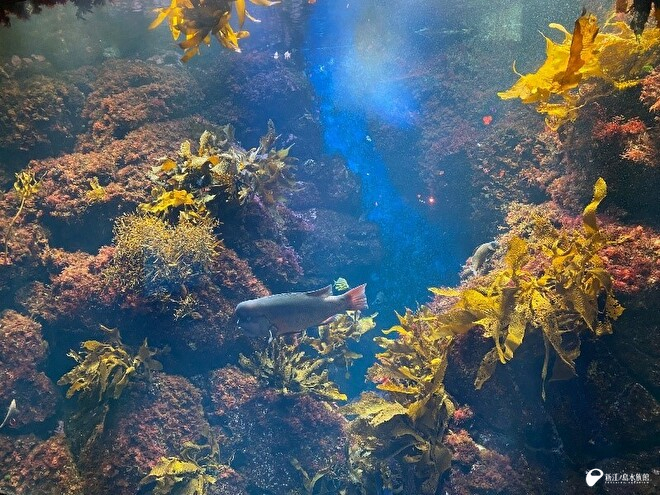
xmin=586 ymin=469 xmax=604 ymax=487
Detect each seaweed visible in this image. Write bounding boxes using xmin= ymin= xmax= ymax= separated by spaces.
xmin=85 ymin=176 xmax=108 ymax=203
xmin=290 ymin=458 xmax=334 ymax=495
xmin=304 ymin=310 xmax=377 ymax=376
xmin=239 ymin=337 xmax=347 ymax=402
xmin=431 ymin=178 xmax=623 ymax=397
xmin=58 ymin=326 xmax=163 ymax=452
xmin=57 ymin=327 xmax=162 ymax=403
xmin=139 ymin=440 xmax=224 ymax=495
xmin=146 ymin=122 xmax=295 ymax=209
xmin=105 ymin=213 xmax=219 ymax=308
xmin=342 ymin=310 xmax=455 ymax=495
xmin=499 ymin=9 xmax=660 ymax=129
xmin=3 ymin=169 xmax=41 ymax=259
xmin=149 ymin=0 xmax=281 ymax=62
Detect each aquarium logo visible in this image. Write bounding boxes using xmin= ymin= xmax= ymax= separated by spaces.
xmin=585 ymin=469 xmax=604 ymax=487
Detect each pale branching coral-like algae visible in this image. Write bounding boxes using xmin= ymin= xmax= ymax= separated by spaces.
xmin=149 ymin=0 xmax=281 ymax=61
xmin=105 ymin=214 xmax=219 ymax=305
xmin=499 ymin=10 xmax=660 ymax=129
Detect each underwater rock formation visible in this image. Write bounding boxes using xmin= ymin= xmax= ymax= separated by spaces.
xmin=206 ymin=366 xmax=351 ymax=493
xmin=76 ymin=59 xmax=203 ymax=151
xmin=0 ymin=74 xmax=84 ymax=162
xmin=0 ymin=310 xmax=58 ymax=429
xmin=298 ymin=209 xmax=382 ymax=288
xmin=76 ymin=373 xmax=219 ymax=495
xmin=0 ymin=433 xmax=85 ymax=495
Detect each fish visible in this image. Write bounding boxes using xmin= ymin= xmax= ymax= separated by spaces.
xmin=0 ymin=399 xmax=17 ymax=429
xmin=469 ymin=241 xmax=499 ymax=276
xmin=235 ymin=284 xmax=368 ymax=340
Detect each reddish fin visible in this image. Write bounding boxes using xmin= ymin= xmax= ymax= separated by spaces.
xmin=306 ymin=285 xmax=333 ymax=298
xmin=344 ymin=283 xmax=368 ymax=311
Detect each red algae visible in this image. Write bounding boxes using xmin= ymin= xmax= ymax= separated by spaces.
xmin=206 ymin=366 xmax=350 ymax=492
xmin=0 ymin=311 xmax=57 ymax=428
xmin=77 ymin=59 xmax=203 ymax=151
xmin=0 ymin=434 xmax=84 ymax=495
xmin=77 ymin=374 xmax=213 ymax=495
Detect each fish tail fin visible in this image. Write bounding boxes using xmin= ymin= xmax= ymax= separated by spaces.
xmin=344 ymin=283 xmax=368 ymax=311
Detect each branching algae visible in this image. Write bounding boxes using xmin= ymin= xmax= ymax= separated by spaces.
xmin=431 ymin=178 xmax=623 ymax=397
xmin=145 ymin=122 xmax=295 ymax=210
xmin=139 ymin=440 xmax=224 ymax=495
xmin=239 ymin=337 xmax=348 ymax=402
xmin=499 ymin=9 xmax=660 ymax=129
xmin=149 ymin=0 xmax=281 ymax=61
xmin=3 ymin=169 xmax=41 ymax=258
xmin=105 ymin=213 xmax=219 ymax=306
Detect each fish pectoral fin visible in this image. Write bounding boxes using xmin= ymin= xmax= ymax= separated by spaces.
xmin=319 ymin=315 xmax=337 ymax=325
xmin=305 ymin=285 xmax=333 ymax=298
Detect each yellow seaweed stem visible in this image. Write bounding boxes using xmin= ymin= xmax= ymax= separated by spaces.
xmin=499 ymin=10 xmax=660 ymax=129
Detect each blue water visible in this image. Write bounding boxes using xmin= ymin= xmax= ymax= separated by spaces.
xmin=304 ymin=1 xmax=462 ymax=313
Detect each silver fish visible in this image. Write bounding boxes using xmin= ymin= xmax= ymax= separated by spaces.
xmin=235 ymin=284 xmax=368 ymax=340
xmin=0 ymin=399 xmax=17 ymax=429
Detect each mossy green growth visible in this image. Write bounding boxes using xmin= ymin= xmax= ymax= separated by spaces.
xmin=139 ymin=441 xmax=223 ymax=495
xmin=57 ymin=326 xmax=162 ymax=403
xmin=431 ymin=178 xmax=623 ymax=397
xmin=239 ymin=337 xmax=347 ymax=402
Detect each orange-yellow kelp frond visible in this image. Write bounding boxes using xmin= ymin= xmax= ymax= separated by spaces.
xmin=499 ymin=9 xmax=660 ymax=130
xmin=149 ymin=0 xmax=281 ymax=62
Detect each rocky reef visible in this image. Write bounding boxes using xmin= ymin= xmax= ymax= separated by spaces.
xmin=1 ymin=2 xmax=659 ymax=495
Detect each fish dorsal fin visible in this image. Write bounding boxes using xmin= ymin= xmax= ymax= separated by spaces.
xmin=305 ymin=285 xmax=332 ymax=298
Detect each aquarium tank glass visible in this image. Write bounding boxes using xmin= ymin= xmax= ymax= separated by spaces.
xmin=0 ymin=1 xmax=658 ymax=494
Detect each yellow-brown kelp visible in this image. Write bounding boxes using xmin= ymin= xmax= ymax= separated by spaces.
xmin=431 ymin=178 xmax=623 ymax=397
xmin=3 ymin=169 xmax=41 ymax=258
xmin=58 ymin=326 xmax=163 ymax=449
xmin=499 ymin=9 xmax=660 ymax=129
xmin=343 ymin=310 xmax=454 ymax=494
xmin=342 ymin=179 xmax=622 ymax=491
xmin=239 ymin=337 xmax=348 ymax=401
xmin=149 ymin=0 xmax=281 ymax=62
xmin=139 ymin=440 xmax=224 ymax=495
xmin=146 ymin=122 xmax=295 ymax=209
